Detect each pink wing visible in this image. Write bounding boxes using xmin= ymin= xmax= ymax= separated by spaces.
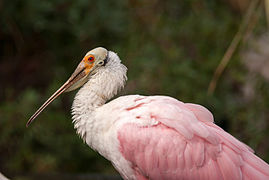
xmin=117 ymin=96 xmax=269 ymax=180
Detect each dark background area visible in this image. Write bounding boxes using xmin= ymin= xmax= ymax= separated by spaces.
xmin=1 ymin=0 xmax=269 ymax=179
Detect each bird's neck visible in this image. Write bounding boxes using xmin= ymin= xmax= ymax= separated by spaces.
xmin=71 ymin=83 xmax=106 ymax=140
xmin=71 ymin=51 xmax=127 ymax=140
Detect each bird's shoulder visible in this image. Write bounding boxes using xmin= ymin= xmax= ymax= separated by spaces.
xmin=106 ymin=94 xmax=214 ymax=122
xmin=104 ymin=95 xmax=216 ymax=139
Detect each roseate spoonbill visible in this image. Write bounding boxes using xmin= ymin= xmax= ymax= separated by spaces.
xmin=27 ymin=47 xmax=269 ymax=180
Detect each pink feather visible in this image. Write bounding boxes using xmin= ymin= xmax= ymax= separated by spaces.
xmin=116 ymin=95 xmax=269 ymax=180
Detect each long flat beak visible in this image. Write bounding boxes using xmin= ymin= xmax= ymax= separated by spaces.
xmin=26 ymin=63 xmax=87 ymax=127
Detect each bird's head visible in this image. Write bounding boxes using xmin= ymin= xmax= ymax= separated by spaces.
xmin=26 ymin=47 xmax=117 ymax=127
xmin=65 ymin=47 xmax=109 ymax=92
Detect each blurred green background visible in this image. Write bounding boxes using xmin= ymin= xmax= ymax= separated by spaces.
xmin=1 ymin=0 xmax=269 ymax=179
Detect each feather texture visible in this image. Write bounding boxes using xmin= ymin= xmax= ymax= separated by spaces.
xmin=114 ymin=95 xmax=269 ymax=180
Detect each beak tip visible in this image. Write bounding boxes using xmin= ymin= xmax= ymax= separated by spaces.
xmin=26 ymin=118 xmax=33 ymax=127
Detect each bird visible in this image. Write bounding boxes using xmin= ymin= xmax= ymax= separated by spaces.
xmin=0 ymin=172 xmax=9 ymax=180
xmin=27 ymin=47 xmax=269 ymax=180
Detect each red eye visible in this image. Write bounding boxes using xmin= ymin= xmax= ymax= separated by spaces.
xmin=88 ymin=55 xmax=95 ymax=62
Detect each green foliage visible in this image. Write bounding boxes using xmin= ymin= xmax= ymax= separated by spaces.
xmin=1 ymin=0 xmax=269 ymax=179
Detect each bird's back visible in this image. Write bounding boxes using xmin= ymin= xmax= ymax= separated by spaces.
xmin=100 ymin=95 xmax=269 ymax=180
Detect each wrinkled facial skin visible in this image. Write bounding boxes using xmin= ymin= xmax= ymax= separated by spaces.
xmin=82 ymin=47 xmax=108 ymax=75
xmin=83 ymin=54 xmax=95 ymax=74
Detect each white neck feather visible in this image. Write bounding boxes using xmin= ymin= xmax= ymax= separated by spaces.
xmin=71 ymin=51 xmax=127 ymax=140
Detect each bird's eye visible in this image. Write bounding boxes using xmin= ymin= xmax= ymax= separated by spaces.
xmin=87 ymin=55 xmax=95 ymax=62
